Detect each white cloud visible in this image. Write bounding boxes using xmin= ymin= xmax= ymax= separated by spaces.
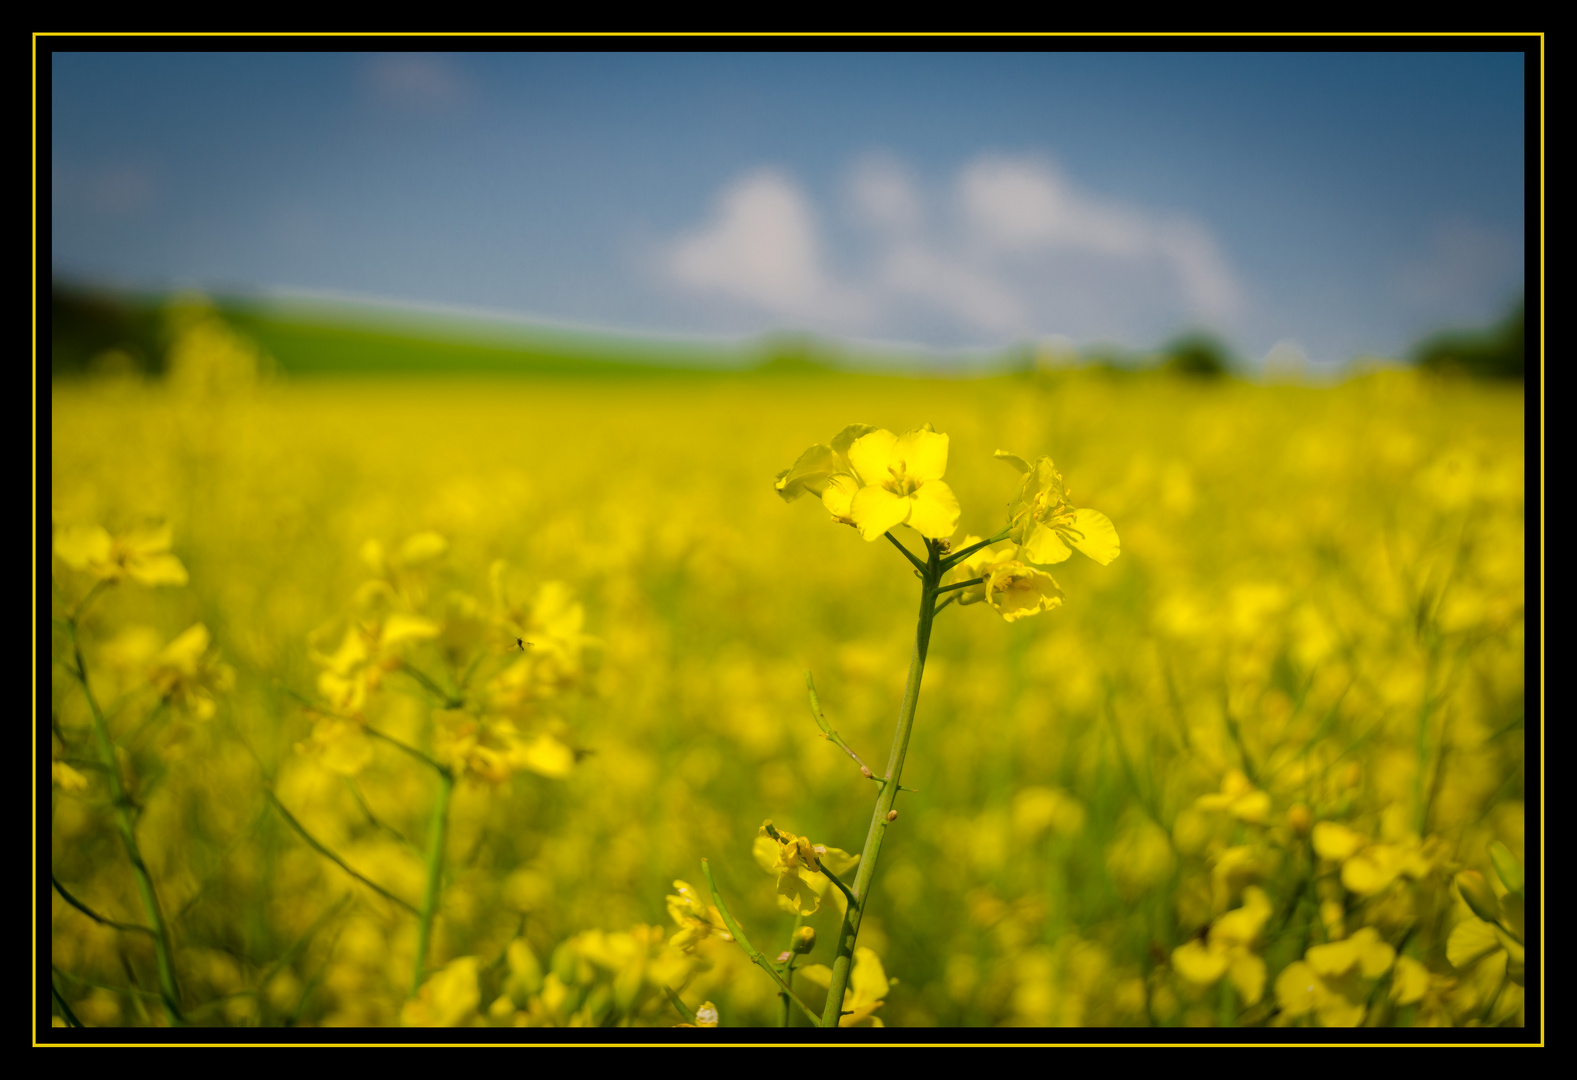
xmin=848 ymin=154 xmax=923 ymax=233
xmin=667 ymin=169 xmax=855 ymax=323
xmin=658 ymin=153 xmax=1244 ymax=345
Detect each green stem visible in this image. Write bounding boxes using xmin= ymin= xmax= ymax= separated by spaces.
xmin=66 ymin=619 xmax=184 ymax=1026
xmin=701 ymin=859 xmax=821 ymax=1026
xmin=821 ymin=538 xmax=942 ymax=1027
xmin=264 ymin=790 xmax=419 ymax=914
xmin=940 ymin=525 xmax=1013 ymax=572
xmin=884 ymin=531 xmax=927 ymax=573
xmin=935 ymin=576 xmax=985 ymax=595
xmin=395 ymin=662 xmax=464 ymax=710
xmin=411 ymin=767 xmax=455 ymax=996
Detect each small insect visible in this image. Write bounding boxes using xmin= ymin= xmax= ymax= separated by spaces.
xmin=515 ymin=638 xmax=533 ymax=651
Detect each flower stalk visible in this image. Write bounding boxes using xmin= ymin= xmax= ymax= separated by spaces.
xmin=411 ymin=766 xmax=455 ymax=997
xmin=65 ymin=615 xmax=185 ymax=1026
xmin=820 ymin=537 xmax=943 ymax=1026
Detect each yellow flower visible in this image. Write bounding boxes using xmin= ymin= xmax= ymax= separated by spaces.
xmin=665 ymin=880 xmax=733 ymax=952
xmin=800 ymin=947 xmax=892 ymax=1026
xmin=432 ymin=710 xmax=577 ymax=785
xmin=995 ymin=452 xmax=1120 ymax=566
xmin=146 ymin=623 xmax=235 ymax=721
xmin=982 ymin=560 xmax=1065 ymax=621
xmin=1274 ymin=927 xmax=1395 ymax=1027
xmin=1171 ymin=885 xmax=1272 ymax=1005
xmin=846 ymin=425 xmax=960 ymax=541
xmin=309 ymin=611 xmax=441 ymax=714
xmin=774 ymin=424 xmax=880 ymax=522
xmin=754 ymin=823 xmax=858 ymax=916
xmin=1194 ymin=770 xmax=1272 ymax=825
xmin=53 ymin=523 xmax=189 ymax=587
xmin=401 ymin=956 xmax=481 ymax=1027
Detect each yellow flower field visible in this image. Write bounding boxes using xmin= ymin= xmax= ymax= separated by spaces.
xmin=47 ymin=323 xmax=1527 ymax=1030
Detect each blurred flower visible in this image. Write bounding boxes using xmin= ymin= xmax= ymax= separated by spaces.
xmin=1171 ymin=885 xmax=1272 ymax=1005
xmin=666 ymin=879 xmax=733 ymax=952
xmin=995 ymin=452 xmax=1120 ymax=566
xmin=1274 ymin=927 xmax=1395 ymax=1027
xmin=401 ymin=956 xmax=480 ymax=1027
xmin=800 ymin=946 xmax=892 ymax=1026
xmin=147 ymin=623 xmax=235 ymax=721
xmin=53 ymin=522 xmax=188 ymax=587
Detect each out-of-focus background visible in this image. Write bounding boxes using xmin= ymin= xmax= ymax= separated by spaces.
xmin=47 ymin=49 xmax=1531 ymax=1031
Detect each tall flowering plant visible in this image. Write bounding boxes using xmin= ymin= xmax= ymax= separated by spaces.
xmin=692 ymin=425 xmax=1120 ymax=1027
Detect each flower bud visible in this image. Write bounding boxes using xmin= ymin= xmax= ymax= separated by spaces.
xmin=1455 ymin=870 xmax=1500 ymax=924
xmin=1287 ymin=803 xmax=1312 ymax=837
xmin=791 ymin=926 xmax=817 ymax=955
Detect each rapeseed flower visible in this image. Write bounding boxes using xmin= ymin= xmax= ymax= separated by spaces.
xmin=774 ymin=423 xmax=879 ymax=520
xmin=146 ymin=623 xmax=235 ymax=721
xmin=800 ymin=946 xmax=892 ymax=1026
xmin=1274 ymin=927 xmax=1396 ymax=1027
xmin=53 ymin=523 xmax=189 ymax=587
xmin=666 ymin=880 xmax=733 ymax=952
xmin=995 ymin=452 xmax=1120 ymax=566
xmin=1171 ymin=885 xmax=1272 ymax=1005
xmin=777 ymin=424 xmax=959 ymax=540
xmin=754 ymin=823 xmax=858 ymax=916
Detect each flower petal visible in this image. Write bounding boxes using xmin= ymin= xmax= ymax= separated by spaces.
xmin=1065 ymin=508 xmax=1121 ymax=565
xmin=127 ymin=553 xmax=189 ymax=587
xmin=847 ymin=430 xmax=899 ymax=487
xmin=829 ymin=424 xmax=880 ymax=457
xmin=775 ymin=443 xmax=838 ymax=501
xmin=822 ymin=474 xmax=860 ymax=519
xmin=1021 ymin=522 xmax=1073 ymax=565
xmin=54 ymin=524 xmax=113 ymax=569
xmin=904 ymin=480 xmax=959 ymax=539
xmin=894 ymin=427 xmax=949 ymax=482
xmin=850 ymin=486 xmax=911 ymax=541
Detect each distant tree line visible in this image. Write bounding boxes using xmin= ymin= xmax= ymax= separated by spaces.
xmin=1413 ymin=300 xmax=1525 ymax=380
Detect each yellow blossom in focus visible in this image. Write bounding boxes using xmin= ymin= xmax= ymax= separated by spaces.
xmin=995 ymin=452 xmax=1120 ymax=566
xmin=54 ymin=522 xmax=189 ymax=587
xmin=845 ymin=425 xmax=960 ymax=541
xmin=774 ymin=424 xmax=880 ymax=523
xmin=982 ymin=560 xmax=1065 ymax=622
xmin=753 ymin=823 xmax=858 ymax=916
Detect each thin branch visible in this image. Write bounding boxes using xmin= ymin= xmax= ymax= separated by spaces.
xmin=51 ymin=875 xmax=155 ymax=936
xmin=263 ymin=790 xmax=420 ymax=915
xmin=883 ymin=531 xmax=927 ymax=573
xmin=935 ymin=576 xmax=985 ymax=595
xmin=701 ymin=860 xmax=821 ymax=1026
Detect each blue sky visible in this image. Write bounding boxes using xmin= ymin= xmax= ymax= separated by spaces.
xmin=50 ymin=49 xmax=1529 ymax=366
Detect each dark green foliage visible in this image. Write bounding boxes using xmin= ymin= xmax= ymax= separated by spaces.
xmin=1414 ymin=300 xmax=1525 ymax=380
xmin=1160 ymin=332 xmax=1237 ymax=378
